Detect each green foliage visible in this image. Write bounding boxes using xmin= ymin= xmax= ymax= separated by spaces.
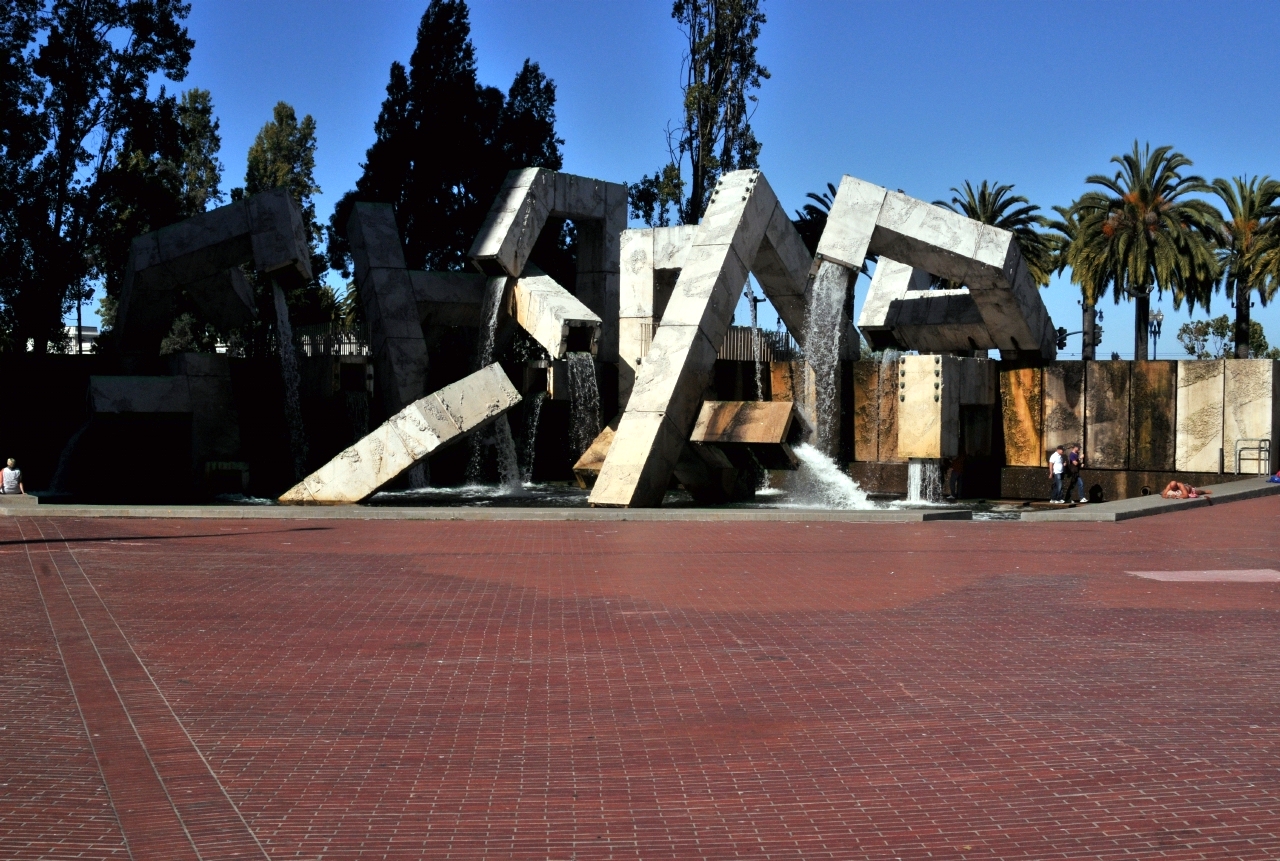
xmin=1047 ymin=202 xmax=1105 ymax=307
xmin=791 ymin=182 xmax=837 ymax=255
xmin=327 ymin=0 xmax=564 ymax=275
xmin=936 ymin=180 xmax=1055 ymax=288
xmin=1068 ymin=142 xmax=1221 ymax=311
xmin=237 ymin=101 xmax=331 ymax=326
xmin=1177 ymin=315 xmax=1280 ymax=359
xmin=0 ymin=0 xmax=194 ymax=353
xmin=1208 ymin=175 xmax=1280 ymax=357
xmin=92 ymin=87 xmax=223 ymax=308
xmin=630 ymin=0 xmax=769 ymax=227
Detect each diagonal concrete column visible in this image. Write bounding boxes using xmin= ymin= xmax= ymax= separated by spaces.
xmin=591 ymin=170 xmax=790 ymax=507
xmin=278 ymin=363 xmax=521 ymax=504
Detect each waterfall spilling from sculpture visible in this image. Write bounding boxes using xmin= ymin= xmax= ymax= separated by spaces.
xmin=566 ymin=352 xmax=601 ymax=460
xmin=783 ymin=444 xmax=873 ymax=509
xmin=906 ymin=459 xmax=943 ymax=503
xmin=272 ymin=282 xmax=309 ymax=482
xmin=802 ymin=263 xmax=849 ymax=457
xmin=521 ymin=391 xmax=546 ymax=484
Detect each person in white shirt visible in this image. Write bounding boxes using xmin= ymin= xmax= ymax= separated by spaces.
xmin=1047 ymin=445 xmax=1065 ymax=503
xmin=1 ymin=458 xmax=23 ymax=495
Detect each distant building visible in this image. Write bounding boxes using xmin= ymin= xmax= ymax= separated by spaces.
xmin=65 ymin=325 xmax=98 ymax=353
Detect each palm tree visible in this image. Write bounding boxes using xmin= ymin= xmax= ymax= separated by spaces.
xmin=935 ymin=180 xmax=1056 ymax=288
xmin=1068 ymin=142 xmax=1220 ymax=360
xmin=1209 ymin=175 xmax=1280 ymax=358
xmin=1046 ymin=203 xmax=1108 ymax=360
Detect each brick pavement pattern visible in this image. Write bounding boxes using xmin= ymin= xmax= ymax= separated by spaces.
xmin=2 ymin=499 xmax=1279 ymax=859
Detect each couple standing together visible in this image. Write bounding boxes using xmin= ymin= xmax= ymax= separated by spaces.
xmin=1048 ymin=444 xmax=1085 ymax=504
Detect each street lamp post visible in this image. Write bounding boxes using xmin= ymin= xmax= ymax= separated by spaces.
xmin=1149 ymin=309 xmax=1164 ymax=360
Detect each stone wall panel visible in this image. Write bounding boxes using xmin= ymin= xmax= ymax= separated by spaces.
xmin=1085 ymin=361 xmax=1130 ymax=469
xmin=1129 ymin=361 xmax=1177 ymax=471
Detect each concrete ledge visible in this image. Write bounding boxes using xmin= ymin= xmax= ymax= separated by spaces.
xmin=1021 ymin=477 xmax=1280 ymax=521
xmin=0 ymin=504 xmax=972 ymax=523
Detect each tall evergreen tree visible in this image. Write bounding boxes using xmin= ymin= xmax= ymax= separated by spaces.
xmin=327 ymin=0 xmax=563 ymax=276
xmin=0 ymin=0 xmax=193 ymax=353
xmin=630 ymin=0 xmax=769 ymax=227
xmin=236 ymin=101 xmax=331 ymax=326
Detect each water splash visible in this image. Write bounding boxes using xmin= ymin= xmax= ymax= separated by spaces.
xmin=781 ymin=443 xmax=876 ymax=509
xmin=521 ymin=390 xmax=546 ymax=483
xmin=272 ymin=282 xmax=309 ymax=482
xmin=906 ymin=458 xmax=943 ymax=503
xmin=566 ymin=352 xmax=601 ymax=459
xmin=802 ymin=261 xmax=852 ymax=457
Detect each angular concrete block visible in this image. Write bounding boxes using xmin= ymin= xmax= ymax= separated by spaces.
xmin=690 ymin=401 xmax=794 ymax=444
xmin=624 ymin=324 xmax=720 ymax=432
xmin=619 ymin=228 xmax=655 ymax=317
xmin=511 ymin=270 xmax=601 ymax=359
xmin=468 ymin=168 xmax=553 ymax=277
xmin=348 ymin=202 xmax=408 ymax=272
xmin=814 ymin=175 xmax=886 ymax=273
xmin=1224 ymin=359 xmax=1279 ymax=473
xmin=246 ymin=188 xmax=314 ymax=280
xmin=280 ymin=363 xmax=520 ymax=504
xmin=117 ymin=189 xmax=311 ymax=354
xmin=999 ymin=367 xmax=1043 ymax=467
xmin=1085 ymin=361 xmax=1130 ymax=469
xmin=554 ymin=172 xmax=608 ymax=219
xmin=1129 ymin=361 xmax=1177 ymax=471
xmin=589 ymin=410 xmax=689 ymax=507
xmin=658 ymin=242 xmax=750 ymax=347
xmin=410 ymin=270 xmax=486 ymax=327
xmin=1176 ymin=360 xmax=1226 ymax=473
xmin=1042 ymin=362 xmax=1085 ymax=453
xmin=896 ymin=354 xmax=959 ymax=459
xmin=653 ymin=225 xmax=696 ymax=270
xmin=752 ymin=203 xmax=814 ymax=344
xmin=572 ymin=425 xmax=615 ymax=489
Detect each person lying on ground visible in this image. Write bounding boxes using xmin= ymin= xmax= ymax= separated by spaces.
xmin=1161 ymin=480 xmax=1212 ymax=499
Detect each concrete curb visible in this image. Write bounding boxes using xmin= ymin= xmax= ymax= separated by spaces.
xmin=1020 ymin=477 xmax=1280 ymax=522
xmin=0 ymin=504 xmax=973 ymax=523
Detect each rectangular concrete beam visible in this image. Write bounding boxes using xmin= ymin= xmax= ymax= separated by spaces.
xmin=117 ymin=188 xmax=311 ymax=354
xmin=279 ymin=364 xmax=520 ymax=504
xmin=510 ymin=270 xmax=602 ymax=359
xmin=690 ymin=401 xmax=795 ymax=444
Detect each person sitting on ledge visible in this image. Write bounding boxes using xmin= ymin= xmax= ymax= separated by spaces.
xmin=1 ymin=458 xmax=22 ymax=495
xmin=1161 ymin=480 xmax=1211 ymax=500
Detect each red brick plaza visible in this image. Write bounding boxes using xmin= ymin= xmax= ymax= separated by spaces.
xmin=3 ymin=500 xmax=1280 ymax=860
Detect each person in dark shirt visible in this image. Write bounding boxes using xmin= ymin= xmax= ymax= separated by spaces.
xmin=1066 ymin=444 xmax=1085 ymax=503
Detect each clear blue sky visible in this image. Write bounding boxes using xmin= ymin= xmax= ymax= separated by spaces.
xmin=86 ymin=0 xmax=1280 ymax=360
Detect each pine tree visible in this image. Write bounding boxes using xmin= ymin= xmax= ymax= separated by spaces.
xmin=327 ymin=0 xmax=563 ymax=276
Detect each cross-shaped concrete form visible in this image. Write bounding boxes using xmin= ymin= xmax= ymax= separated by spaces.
xmin=590 ymin=170 xmax=816 ymax=507
xmin=115 ymin=188 xmax=313 ymax=357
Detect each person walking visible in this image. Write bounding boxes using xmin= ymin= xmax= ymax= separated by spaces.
xmin=2 ymin=458 xmax=24 ymax=495
xmin=1067 ymin=444 xmax=1086 ymax=503
xmin=1048 ymin=445 xmax=1065 ymax=503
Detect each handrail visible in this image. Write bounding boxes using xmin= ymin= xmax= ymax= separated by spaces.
xmin=1235 ymin=437 xmax=1272 ymax=475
